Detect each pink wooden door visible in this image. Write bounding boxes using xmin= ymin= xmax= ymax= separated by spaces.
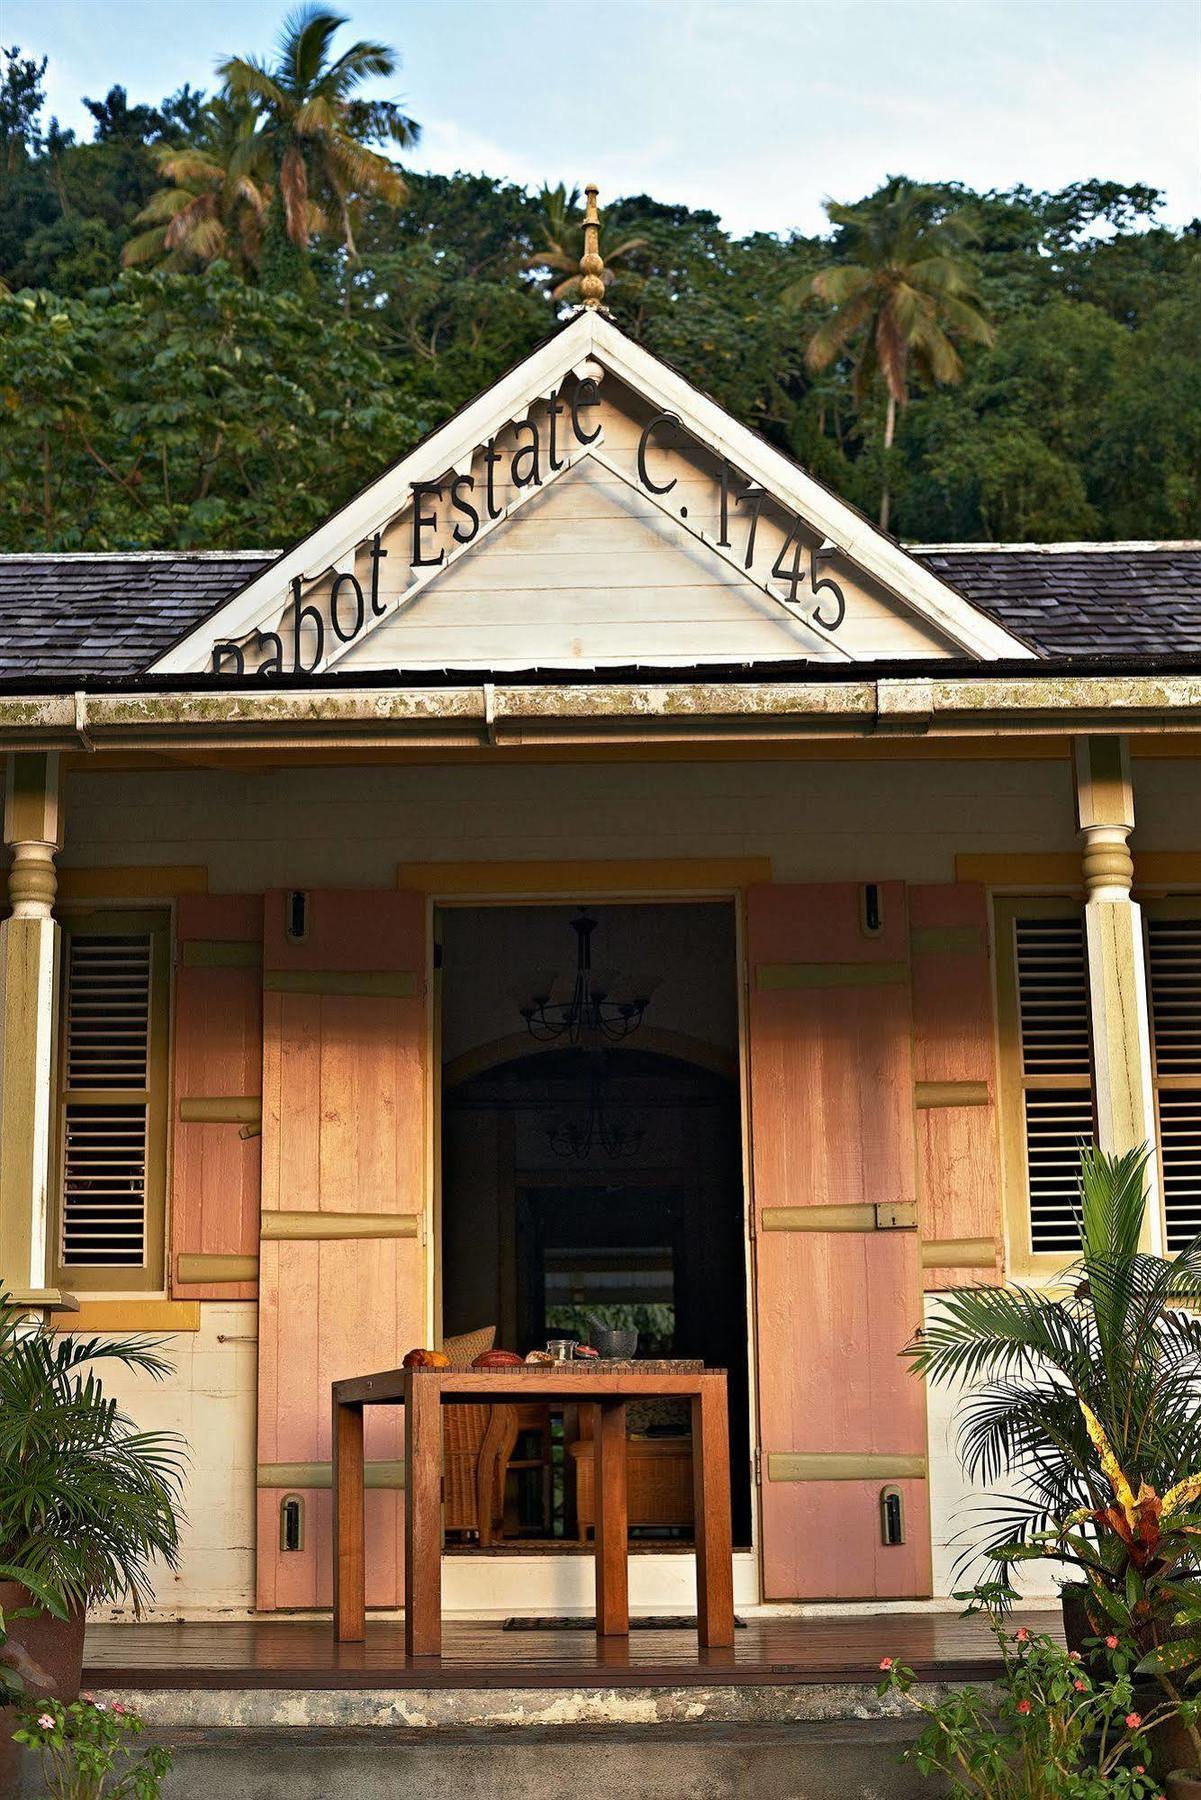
xmin=256 ymin=890 xmax=426 ymax=1611
xmin=910 ymin=882 xmax=1002 ymax=1290
xmin=171 ymin=895 xmax=262 ymax=1300
xmin=747 ymin=883 xmax=931 ymax=1600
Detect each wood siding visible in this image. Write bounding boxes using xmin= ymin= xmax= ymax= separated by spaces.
xmin=910 ymin=883 xmax=1003 ymax=1289
xmin=747 ymin=883 xmax=931 ymax=1600
xmin=171 ymin=896 xmax=262 ymax=1300
xmin=256 ymin=890 xmax=426 ymax=1612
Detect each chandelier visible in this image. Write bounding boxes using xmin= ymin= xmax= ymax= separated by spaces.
xmin=544 ymin=1054 xmax=645 ymax=1162
xmin=517 ymin=911 xmax=654 ymax=1044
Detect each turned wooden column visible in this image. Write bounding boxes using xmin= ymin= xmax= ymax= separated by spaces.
xmin=1073 ymin=735 xmax=1160 ymax=1248
xmin=0 ymin=752 xmax=66 ymax=1303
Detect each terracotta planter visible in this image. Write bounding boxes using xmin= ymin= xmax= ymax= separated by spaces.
xmin=0 ymin=1582 xmax=86 ymax=1702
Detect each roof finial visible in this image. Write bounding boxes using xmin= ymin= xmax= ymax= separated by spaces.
xmin=579 ymin=184 xmax=606 ymax=309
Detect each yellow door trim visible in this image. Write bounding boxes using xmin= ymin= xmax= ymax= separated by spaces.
xmin=50 ymin=1300 xmax=202 ymax=1333
xmin=257 ymin=1461 xmax=406 ymax=1489
xmin=262 ymin=970 xmax=417 ymax=998
xmin=176 ymin=1252 xmax=259 ymax=1283
xmin=178 ymin=1097 xmax=262 ymax=1124
xmin=397 ymin=856 xmax=773 ymax=896
xmin=921 ymin=1237 xmax=998 ymax=1269
xmin=757 ymin=962 xmax=908 ymax=991
xmin=915 ymin=1081 xmax=991 ymax=1108
xmin=768 ymin=1452 xmax=927 ymax=1482
xmin=56 ymin=866 xmax=209 ymax=900
xmin=260 ymin=1210 xmax=420 ymax=1242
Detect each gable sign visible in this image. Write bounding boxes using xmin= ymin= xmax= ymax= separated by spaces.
xmin=154 ymin=311 xmax=1032 ymax=676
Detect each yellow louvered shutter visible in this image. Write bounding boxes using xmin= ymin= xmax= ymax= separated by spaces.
xmin=55 ymin=911 xmax=169 ymax=1292
xmin=1146 ymin=911 xmax=1201 ymax=1253
xmin=1008 ymin=908 xmax=1095 ymax=1258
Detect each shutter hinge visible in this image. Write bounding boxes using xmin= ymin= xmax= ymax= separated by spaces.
xmin=753 ymin=1446 xmax=762 ymax=1486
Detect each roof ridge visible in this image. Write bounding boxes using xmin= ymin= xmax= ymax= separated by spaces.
xmin=0 ymin=550 xmax=280 ymax=563
xmin=912 ymin=541 xmax=1201 ymax=554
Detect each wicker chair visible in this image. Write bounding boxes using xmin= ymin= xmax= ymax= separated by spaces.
xmin=443 ymin=1402 xmax=518 ymax=1545
xmin=569 ymin=1433 xmax=694 ymax=1538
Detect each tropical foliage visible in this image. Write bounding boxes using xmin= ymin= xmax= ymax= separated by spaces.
xmin=15 ymin=1693 xmax=173 ymax=1799
xmin=880 ymin=1588 xmax=1180 ymax=1799
xmin=0 ymin=1298 xmax=185 ymax=1612
xmin=906 ymin=1147 xmax=1201 ymax=1572
xmin=0 ymin=24 xmax=1199 ymax=549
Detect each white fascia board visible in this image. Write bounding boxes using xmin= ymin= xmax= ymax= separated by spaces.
xmin=590 ymin=316 xmax=1035 ymax=661
xmin=149 ymin=313 xmax=600 ymax=674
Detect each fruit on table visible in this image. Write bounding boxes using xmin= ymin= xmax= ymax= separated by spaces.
xmin=403 ymin=1347 xmax=450 ymax=1369
xmin=524 ymin=1350 xmax=554 ymax=1364
xmin=471 ymin=1349 xmax=524 ymax=1369
xmin=574 ymin=1344 xmax=600 ymax=1358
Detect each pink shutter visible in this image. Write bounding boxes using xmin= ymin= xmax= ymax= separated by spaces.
xmin=747 ymin=883 xmax=930 ymax=1600
xmin=910 ymin=883 xmax=1002 ymax=1289
xmin=256 ymin=890 xmax=426 ymax=1612
xmin=171 ymin=895 xmax=262 ymax=1299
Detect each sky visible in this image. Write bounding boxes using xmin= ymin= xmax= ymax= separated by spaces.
xmin=6 ymin=0 xmax=1200 ymax=237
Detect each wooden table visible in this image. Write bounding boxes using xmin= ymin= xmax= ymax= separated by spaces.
xmin=331 ymin=1366 xmax=735 ymax=1658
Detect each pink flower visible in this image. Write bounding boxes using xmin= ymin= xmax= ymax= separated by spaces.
xmin=1014 ymin=1627 xmax=1029 ymax=1643
xmin=36 ymin=1713 xmax=54 ymax=1731
xmin=1073 ymin=1679 xmax=1087 ymax=1691
xmin=1068 ymin=1650 xmax=1082 ymax=1662
xmin=1125 ymin=1712 xmax=1142 ymax=1729
xmin=80 ymin=1691 xmax=95 ymax=1703
xmin=1016 ymin=1699 xmax=1032 ymax=1715
xmin=111 ymin=1701 xmax=128 ymax=1716
xmin=1134 ymin=1768 xmax=1145 ymax=1776
xmin=879 ymin=1657 xmax=893 ymax=1671
xmin=1106 ymin=1634 xmax=1120 ymax=1650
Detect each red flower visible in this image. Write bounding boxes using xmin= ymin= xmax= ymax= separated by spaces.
xmin=1105 ymin=1634 xmax=1120 ymax=1650
xmin=879 ymin=1657 xmax=893 ymax=1672
xmin=1073 ymin=1679 xmax=1087 ymax=1692
xmin=1016 ymin=1699 xmax=1032 ymax=1715
xmin=1013 ymin=1627 xmax=1029 ymax=1643
xmin=111 ymin=1701 xmax=128 ymax=1716
xmin=1125 ymin=1712 xmax=1142 ymax=1729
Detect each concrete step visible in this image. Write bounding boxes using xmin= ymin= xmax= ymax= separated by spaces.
xmin=20 ymin=1720 xmax=933 ymax=1800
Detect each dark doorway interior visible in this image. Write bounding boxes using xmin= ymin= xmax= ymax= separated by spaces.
xmin=439 ymin=903 xmax=751 ymax=1547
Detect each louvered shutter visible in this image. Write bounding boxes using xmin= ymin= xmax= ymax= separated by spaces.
xmin=56 ymin=912 xmax=169 ymax=1291
xmin=1011 ymin=912 xmax=1095 ymax=1256
xmin=1147 ymin=913 xmax=1201 ymax=1253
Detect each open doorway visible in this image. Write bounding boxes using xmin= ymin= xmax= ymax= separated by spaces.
xmin=439 ymin=901 xmax=752 ymax=1548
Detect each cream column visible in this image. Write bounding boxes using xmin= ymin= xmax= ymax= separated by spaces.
xmin=0 ymin=751 xmax=69 ymax=1305
xmin=1073 ymin=735 xmax=1161 ymax=1248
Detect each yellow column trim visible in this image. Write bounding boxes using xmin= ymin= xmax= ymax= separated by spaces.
xmin=56 ymin=866 xmax=209 ymax=901
xmin=956 ymin=851 xmax=1201 ymax=889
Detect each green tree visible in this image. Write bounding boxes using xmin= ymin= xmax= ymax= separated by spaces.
xmin=799 ymin=177 xmax=995 ymax=532
xmin=218 ymin=5 xmax=418 ymax=290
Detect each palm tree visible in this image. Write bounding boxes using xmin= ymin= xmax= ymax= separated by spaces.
xmin=218 ymin=6 xmax=419 ymax=284
xmin=906 ymin=1145 xmax=1201 ymax=1574
xmin=524 ymin=184 xmax=645 ymax=303
xmin=797 ymin=178 xmax=995 ymax=532
xmin=122 ymin=96 xmax=271 ymax=275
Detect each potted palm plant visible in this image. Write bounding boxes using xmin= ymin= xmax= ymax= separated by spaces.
xmin=0 ymin=1295 xmax=185 ymax=1702
xmin=905 ymin=1146 xmax=1201 ymax=1782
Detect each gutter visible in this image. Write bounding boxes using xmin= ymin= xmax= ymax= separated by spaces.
xmin=7 ymin=672 xmax=1201 ymax=753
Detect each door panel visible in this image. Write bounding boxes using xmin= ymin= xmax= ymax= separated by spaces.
xmin=256 ymin=889 xmax=426 ymax=1611
xmin=171 ymin=895 xmax=262 ymax=1299
xmin=747 ymin=883 xmax=930 ymax=1599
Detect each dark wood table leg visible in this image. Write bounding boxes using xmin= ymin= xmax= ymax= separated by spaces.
xmin=692 ymin=1376 xmax=735 ymax=1648
xmin=332 ymin=1396 xmax=365 ymax=1642
xmin=404 ymin=1370 xmax=443 ymax=1658
xmin=593 ymin=1399 xmax=629 ymax=1637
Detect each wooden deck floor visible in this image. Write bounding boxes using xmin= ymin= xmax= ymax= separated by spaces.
xmin=83 ymin=1610 xmax=1063 ymax=1691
